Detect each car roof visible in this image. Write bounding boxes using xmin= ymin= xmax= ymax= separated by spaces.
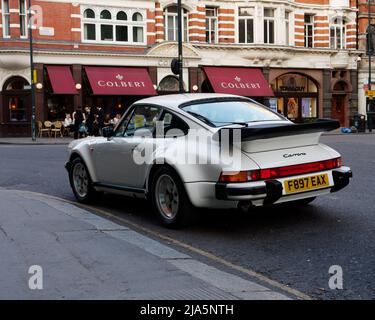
xmin=133 ymin=93 xmax=250 ymax=110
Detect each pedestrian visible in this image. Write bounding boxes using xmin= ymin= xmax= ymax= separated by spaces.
xmin=96 ymin=106 xmax=105 ymax=134
xmin=85 ymin=106 xmax=95 ymax=136
xmin=72 ymin=106 xmax=86 ymax=139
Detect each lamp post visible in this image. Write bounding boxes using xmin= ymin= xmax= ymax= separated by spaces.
xmin=28 ymin=0 xmax=36 ymax=141
xmin=177 ymin=0 xmax=184 ymax=93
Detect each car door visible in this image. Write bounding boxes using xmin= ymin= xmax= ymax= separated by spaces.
xmin=92 ymin=105 xmax=162 ymax=188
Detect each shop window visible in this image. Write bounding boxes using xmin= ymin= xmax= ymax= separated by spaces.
xmin=3 ymin=77 xmax=30 ymax=122
xmin=238 ymin=7 xmax=254 ymax=44
xmin=82 ymin=7 xmax=146 ymax=44
xmin=270 ymin=73 xmax=319 ymax=122
xmin=164 ymin=5 xmax=188 ymax=42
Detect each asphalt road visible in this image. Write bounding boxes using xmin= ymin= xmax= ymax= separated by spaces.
xmin=0 ymin=135 xmax=374 ymax=299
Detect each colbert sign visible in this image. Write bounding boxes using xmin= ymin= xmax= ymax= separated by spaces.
xmin=203 ymin=67 xmax=274 ymax=97
xmin=97 ymin=74 xmax=147 ymax=89
xmin=85 ymin=67 xmax=157 ymax=96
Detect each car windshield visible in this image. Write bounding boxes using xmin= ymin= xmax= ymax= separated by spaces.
xmin=181 ymin=100 xmax=283 ymax=127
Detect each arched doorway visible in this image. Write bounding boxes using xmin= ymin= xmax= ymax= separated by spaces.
xmin=270 ymin=73 xmax=319 ymax=123
xmin=158 ymin=75 xmax=184 ymax=94
xmin=331 ymin=81 xmax=350 ymax=127
xmin=2 ymin=76 xmax=31 ymax=123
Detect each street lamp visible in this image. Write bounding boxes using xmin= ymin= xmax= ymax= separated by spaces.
xmin=28 ymin=0 xmax=36 ymax=141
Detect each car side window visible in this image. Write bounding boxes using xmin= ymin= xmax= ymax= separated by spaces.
xmin=124 ymin=105 xmax=162 ymax=138
xmin=159 ymin=111 xmax=189 ymax=138
xmin=114 ymin=108 xmax=135 ymax=137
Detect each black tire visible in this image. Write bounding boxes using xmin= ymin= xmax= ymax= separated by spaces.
xmin=69 ymin=157 xmax=98 ymax=203
xmin=150 ymin=166 xmax=196 ymax=228
xmin=287 ymin=197 xmax=316 ymax=206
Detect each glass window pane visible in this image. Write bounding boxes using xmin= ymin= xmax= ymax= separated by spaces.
xmin=116 ymin=25 xmax=128 ymax=42
xmin=125 ymin=106 xmax=161 ymax=137
xmin=100 ymin=10 xmax=111 ymax=20
xmin=133 ymin=27 xmax=143 ymax=43
xmin=84 ymin=24 xmax=96 ymax=40
xmin=269 ymin=21 xmax=275 ymax=43
xmin=117 ymin=11 xmax=127 ymax=21
xmin=239 ymin=19 xmax=245 ymax=43
xmin=247 ymin=19 xmax=254 ymax=43
xmin=101 ymin=25 xmax=113 ymax=41
xmin=84 ymin=9 xmax=95 ymax=19
xmin=264 ymin=8 xmax=274 ymax=17
xmin=132 ymin=12 xmax=143 ymax=22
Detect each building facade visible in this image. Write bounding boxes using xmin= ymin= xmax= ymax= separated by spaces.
xmin=357 ymin=0 xmax=375 ymax=120
xmin=0 ymin=0 xmax=360 ymax=137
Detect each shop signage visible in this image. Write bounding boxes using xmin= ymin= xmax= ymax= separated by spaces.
xmin=220 ymin=77 xmax=262 ymax=90
xmin=97 ymin=74 xmax=147 ymax=89
xmin=279 ymin=86 xmax=305 ymax=92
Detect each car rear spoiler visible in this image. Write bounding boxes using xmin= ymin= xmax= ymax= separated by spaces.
xmin=213 ymin=119 xmax=340 ymax=142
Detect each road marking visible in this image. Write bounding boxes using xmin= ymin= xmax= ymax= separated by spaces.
xmin=6 ymin=189 xmax=312 ymax=300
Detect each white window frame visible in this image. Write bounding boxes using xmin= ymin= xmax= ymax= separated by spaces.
xmin=164 ymin=5 xmax=188 ymax=42
xmin=205 ymin=6 xmax=218 ymax=44
xmin=2 ymin=0 xmax=11 ymax=38
xmin=81 ymin=7 xmax=146 ymax=46
xmin=330 ymin=18 xmax=346 ymax=50
xmin=285 ymin=11 xmax=290 ymax=45
xmin=304 ymin=14 xmax=314 ymax=48
xmin=238 ymin=7 xmax=254 ymax=44
xmin=263 ymin=8 xmax=275 ymax=44
xmin=19 ymin=0 xmax=28 ymax=38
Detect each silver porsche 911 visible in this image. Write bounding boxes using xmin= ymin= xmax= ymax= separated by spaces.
xmin=65 ymin=94 xmax=352 ymax=227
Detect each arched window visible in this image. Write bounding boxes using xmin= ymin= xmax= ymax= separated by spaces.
xmin=117 ymin=11 xmax=127 ymax=21
xmin=132 ymin=12 xmax=143 ymax=22
xmin=84 ymin=9 xmax=95 ymax=19
xmin=3 ymin=77 xmax=30 ymax=122
xmin=164 ymin=5 xmax=188 ymax=42
xmin=100 ymin=10 xmax=112 ymax=20
xmin=158 ymin=75 xmax=180 ymax=92
xmin=330 ymin=17 xmax=346 ymax=50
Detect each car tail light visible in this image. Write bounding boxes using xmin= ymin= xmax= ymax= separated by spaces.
xmin=219 ymin=170 xmax=260 ymax=183
xmin=218 ymin=157 xmax=342 ymax=183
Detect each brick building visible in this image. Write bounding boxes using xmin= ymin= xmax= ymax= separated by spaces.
xmin=0 ymin=0 xmax=360 ymax=137
xmin=357 ymin=0 xmax=375 ymax=119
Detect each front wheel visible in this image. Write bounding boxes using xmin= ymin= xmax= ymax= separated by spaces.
xmin=69 ymin=157 xmax=98 ymax=203
xmin=151 ymin=167 xmax=195 ymax=228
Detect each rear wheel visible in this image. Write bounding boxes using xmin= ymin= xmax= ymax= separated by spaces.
xmin=151 ymin=167 xmax=195 ymax=228
xmin=69 ymin=157 xmax=98 ymax=203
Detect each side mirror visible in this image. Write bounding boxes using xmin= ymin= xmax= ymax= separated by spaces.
xmin=102 ymin=126 xmax=114 ymax=138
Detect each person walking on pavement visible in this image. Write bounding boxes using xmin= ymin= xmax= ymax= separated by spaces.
xmin=85 ymin=106 xmax=95 ymax=136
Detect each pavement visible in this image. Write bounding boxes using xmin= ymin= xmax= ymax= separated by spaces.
xmin=0 ymin=189 xmax=291 ymax=300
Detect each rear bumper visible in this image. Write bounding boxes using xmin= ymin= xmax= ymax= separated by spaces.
xmin=215 ymin=166 xmax=352 ymax=205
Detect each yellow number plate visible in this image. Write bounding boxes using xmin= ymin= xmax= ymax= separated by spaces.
xmin=284 ymin=173 xmax=330 ymax=194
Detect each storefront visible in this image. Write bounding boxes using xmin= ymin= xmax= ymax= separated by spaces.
xmin=269 ymin=73 xmax=320 ymax=123
xmin=0 ymin=76 xmax=31 ymax=137
xmin=44 ymin=66 xmax=78 ymax=121
xmin=199 ymin=67 xmax=274 ymax=102
xmin=82 ymin=66 xmax=157 ymax=117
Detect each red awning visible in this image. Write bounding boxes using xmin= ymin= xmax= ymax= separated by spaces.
xmin=85 ymin=67 xmax=157 ymax=96
xmin=203 ymin=67 xmax=274 ymax=97
xmin=46 ymin=66 xmax=78 ymax=95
